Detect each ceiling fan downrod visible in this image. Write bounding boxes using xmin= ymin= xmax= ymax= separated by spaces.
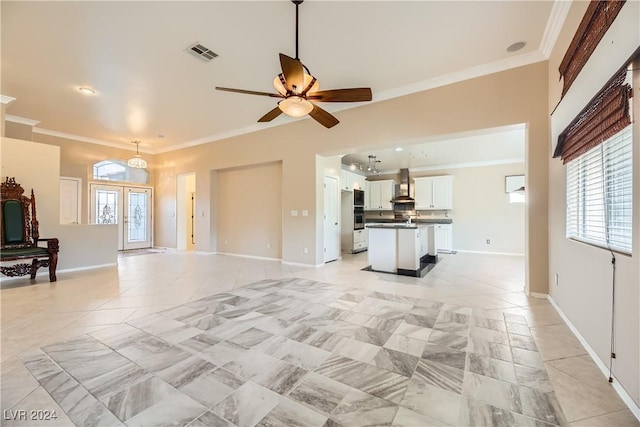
xmin=292 ymin=0 xmax=303 ymax=60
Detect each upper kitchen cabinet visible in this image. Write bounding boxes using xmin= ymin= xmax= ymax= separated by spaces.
xmin=341 ymin=170 xmax=365 ymax=191
xmin=414 ymin=176 xmax=453 ymax=210
xmin=366 ymin=180 xmax=394 ymax=210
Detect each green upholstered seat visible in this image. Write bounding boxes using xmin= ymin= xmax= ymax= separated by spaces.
xmin=1 ymin=247 xmax=49 ymax=258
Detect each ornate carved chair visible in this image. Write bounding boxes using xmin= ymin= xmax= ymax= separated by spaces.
xmin=0 ymin=177 xmax=59 ymax=282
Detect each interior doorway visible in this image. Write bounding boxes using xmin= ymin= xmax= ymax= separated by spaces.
xmin=90 ymin=183 xmax=153 ymax=250
xmin=177 ymin=173 xmax=196 ymax=251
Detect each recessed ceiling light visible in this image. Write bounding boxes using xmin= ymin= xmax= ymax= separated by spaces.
xmin=506 ymin=42 xmax=526 ymax=53
xmin=78 ymin=87 xmax=96 ymax=95
xmin=394 ymin=147 xmax=403 ymax=152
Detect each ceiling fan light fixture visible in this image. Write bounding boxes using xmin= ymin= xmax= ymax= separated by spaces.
xmin=278 ymin=96 xmax=313 ymax=117
xmin=273 ymin=72 xmax=318 ymax=96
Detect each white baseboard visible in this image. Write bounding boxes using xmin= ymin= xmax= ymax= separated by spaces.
xmin=547 ymin=295 xmax=640 ymax=421
xmin=281 ymin=261 xmax=324 ymax=268
xmin=454 ymin=249 xmax=525 ymax=256
xmin=530 ymin=292 xmax=548 ymax=299
xmin=217 ymin=252 xmax=281 ymax=262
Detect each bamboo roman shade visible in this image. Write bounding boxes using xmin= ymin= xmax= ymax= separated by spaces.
xmin=558 ymin=0 xmax=625 ymax=97
xmin=554 ymin=67 xmax=632 ymax=164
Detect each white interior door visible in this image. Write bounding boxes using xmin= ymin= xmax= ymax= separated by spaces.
xmin=324 ymin=176 xmax=339 ymax=262
xmin=90 ymin=183 xmax=152 ymax=250
xmin=60 ymin=177 xmax=81 ymax=224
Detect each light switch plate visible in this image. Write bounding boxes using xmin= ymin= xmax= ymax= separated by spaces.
xmin=291 ymin=210 xmax=298 ymax=217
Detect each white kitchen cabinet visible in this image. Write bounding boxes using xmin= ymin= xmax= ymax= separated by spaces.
xmin=366 ymin=180 xmax=394 ymax=210
xmin=341 ymin=170 xmax=365 ymax=191
xmin=352 ymin=228 xmax=368 ymax=252
xmin=413 ymin=176 xmax=453 ymax=210
xmin=434 ymin=224 xmax=453 ymax=253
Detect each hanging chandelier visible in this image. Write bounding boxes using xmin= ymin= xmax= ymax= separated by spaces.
xmin=127 ymin=140 xmax=147 ymax=169
xmin=362 ymin=155 xmax=381 ymax=175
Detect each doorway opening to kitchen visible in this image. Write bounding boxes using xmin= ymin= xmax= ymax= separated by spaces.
xmin=177 ymin=173 xmax=196 ymax=251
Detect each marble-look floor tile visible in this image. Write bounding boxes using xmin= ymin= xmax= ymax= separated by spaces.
xmin=338 ymin=311 xmax=371 ymax=326
xmin=471 ymin=316 xmax=507 ymax=332
xmin=352 ymin=326 xmax=392 ymax=346
xmin=414 ymin=358 xmax=464 ymax=394
xmin=179 ymin=369 xmax=235 ymax=407
xmin=333 ymin=337 xmax=380 ymax=363
xmin=288 ymin=372 xmax=352 ymax=416
xmin=421 ymin=343 xmax=467 ymax=370
xmin=178 ymin=332 xmax=220 ymax=353
xmin=211 ymin=381 xmax=281 ymax=427
xmin=515 ymin=364 xmax=554 ymax=393
xmin=202 ymin=340 xmax=247 ymax=366
xmin=400 ymin=378 xmax=462 ymax=425
xmin=364 ymin=315 xmax=404 ymax=333
xmin=256 ymin=395 xmax=327 ymax=427
xmin=328 ymin=388 xmax=398 ymax=427
xmin=506 ymin=321 xmax=531 ymax=336
xmin=228 ymin=327 xmax=274 ymax=348
xmin=469 ymin=325 xmax=510 ymax=345
xmin=210 ymin=367 xmax=245 ymax=390
xmin=188 ymin=410 xmax=236 ymax=427
xmin=467 ymin=352 xmax=517 ymax=384
xmin=458 ymin=397 xmax=557 ymax=427
xmin=258 ymin=336 xmax=332 ymax=370
xmin=509 ymin=333 xmax=538 ymax=351
xmin=384 ymin=334 xmax=426 ymax=358
xmin=222 ymin=349 xmax=282 ymax=382
xmin=89 ymin=323 xmax=148 ymax=350
xmin=467 ymin=335 xmax=513 ymax=363
xmin=123 ymin=392 xmax=207 ymax=427
xmin=372 ymin=347 xmax=419 ymax=377
xmin=252 ymin=360 xmax=308 ymax=395
xmin=392 ymin=406 xmax=450 ymax=427
xmin=103 ymin=375 xmax=178 ymax=421
xmin=511 ymin=347 xmax=544 ymax=369
xmin=156 ymin=355 xmax=216 ymax=389
xmin=393 ymin=322 xmax=432 ymax=342
xmin=428 ymin=329 xmax=468 ymax=350
xmin=82 ymin=362 xmax=151 ymax=400
xmin=462 ymin=372 xmax=522 ymax=413
xmin=519 ymin=386 xmax=567 ymax=426
xmin=118 ymin=336 xmax=191 ymax=373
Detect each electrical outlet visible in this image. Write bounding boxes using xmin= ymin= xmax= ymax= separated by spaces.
xmin=555 ymin=273 xmax=559 ymax=286
xmin=303 ymin=247 xmax=309 ymax=254
xmin=224 ymin=240 xmax=228 ymax=245
xmin=267 ymin=243 xmax=271 ymax=249
xmin=486 ymin=239 xmax=491 ymax=244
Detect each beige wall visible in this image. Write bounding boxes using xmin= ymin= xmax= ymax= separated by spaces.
xmin=153 ymin=62 xmax=549 ymax=291
xmin=1 ymin=137 xmax=117 ymax=271
xmin=547 ymin=1 xmax=639 ymax=409
xmin=5 ymin=121 xmax=33 ymax=142
xmin=217 ymin=161 xmax=282 ymax=259
xmin=413 ymin=163 xmax=525 ymax=255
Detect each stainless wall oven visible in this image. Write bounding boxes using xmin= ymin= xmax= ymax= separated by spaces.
xmin=354 ymin=206 xmax=365 ymax=230
xmin=353 ymin=189 xmax=365 ymax=207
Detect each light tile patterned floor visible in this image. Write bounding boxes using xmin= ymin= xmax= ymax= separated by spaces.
xmin=1 ymin=252 xmax=637 ymax=426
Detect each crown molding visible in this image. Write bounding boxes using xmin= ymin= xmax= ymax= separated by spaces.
xmin=5 ymin=114 xmax=40 ymax=126
xmin=32 ymin=128 xmax=153 ymax=154
xmin=370 ymin=158 xmax=525 ymax=176
xmin=1 ymin=95 xmax=16 ymax=105
xmin=540 ymin=0 xmax=573 ymax=58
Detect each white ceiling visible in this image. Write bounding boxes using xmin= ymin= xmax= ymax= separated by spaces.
xmin=341 ymin=125 xmax=526 ymax=173
xmin=1 ymin=1 xmax=561 ymax=154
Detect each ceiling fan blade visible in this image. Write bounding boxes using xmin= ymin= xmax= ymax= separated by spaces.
xmin=279 ymin=53 xmax=304 ymax=94
xmin=215 ymin=87 xmax=283 ymax=98
xmin=307 ymin=88 xmax=372 ymax=102
xmin=309 ymin=104 xmax=339 ymax=129
xmin=257 ymin=106 xmax=283 ymax=123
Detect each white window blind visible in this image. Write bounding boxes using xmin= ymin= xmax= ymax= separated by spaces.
xmin=566 ymin=125 xmax=632 ymax=254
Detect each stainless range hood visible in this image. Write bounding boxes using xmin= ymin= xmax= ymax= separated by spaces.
xmin=391 ymin=168 xmax=415 ymax=204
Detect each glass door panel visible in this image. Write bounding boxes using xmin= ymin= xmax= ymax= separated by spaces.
xmin=124 ymin=188 xmax=151 ymax=250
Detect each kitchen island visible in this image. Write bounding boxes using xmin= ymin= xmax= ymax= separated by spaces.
xmin=366 ymin=223 xmax=437 ymax=277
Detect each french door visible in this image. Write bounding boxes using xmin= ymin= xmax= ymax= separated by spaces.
xmin=90 ymin=184 xmax=153 ymax=250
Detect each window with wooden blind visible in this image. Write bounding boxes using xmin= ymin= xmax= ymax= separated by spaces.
xmin=566 ymin=125 xmax=632 ymax=254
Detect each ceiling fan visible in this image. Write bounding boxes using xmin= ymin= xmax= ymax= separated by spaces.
xmin=215 ymin=0 xmax=372 ymax=129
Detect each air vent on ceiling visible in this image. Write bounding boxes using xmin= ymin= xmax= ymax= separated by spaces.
xmin=187 ymin=42 xmax=218 ymax=62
